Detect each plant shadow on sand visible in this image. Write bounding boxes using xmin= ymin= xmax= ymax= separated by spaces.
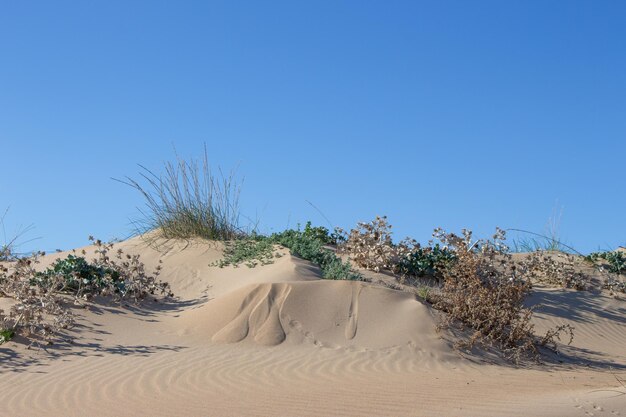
xmin=527 ymin=288 xmax=626 ymax=324
xmin=0 ymin=297 xmax=194 ymax=373
xmin=78 ymin=293 xmax=210 ymax=320
xmin=440 ymin=325 xmax=626 ymax=372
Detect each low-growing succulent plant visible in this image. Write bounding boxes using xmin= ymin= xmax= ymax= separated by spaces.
xmin=395 ymin=244 xmax=455 ymax=280
xmin=586 ymin=251 xmax=626 ymax=275
xmin=271 ymin=225 xmax=361 ymax=281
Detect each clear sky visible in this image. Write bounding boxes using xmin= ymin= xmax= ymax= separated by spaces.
xmin=1 ymin=1 xmax=624 ymax=254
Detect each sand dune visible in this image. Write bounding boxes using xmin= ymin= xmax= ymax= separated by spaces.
xmin=1 ymin=236 xmax=625 ymax=417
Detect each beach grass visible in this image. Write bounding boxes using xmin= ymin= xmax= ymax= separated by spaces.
xmin=118 ymin=146 xmax=244 ymax=241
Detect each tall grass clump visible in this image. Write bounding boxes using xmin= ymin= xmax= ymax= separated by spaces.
xmin=509 ymin=206 xmax=573 ymax=253
xmin=118 ymin=147 xmax=244 ymax=241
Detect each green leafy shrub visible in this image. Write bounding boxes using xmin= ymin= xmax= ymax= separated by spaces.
xmin=36 ymin=254 xmax=124 ymax=295
xmin=271 ymin=226 xmax=361 ymax=281
xmin=395 ymin=244 xmax=455 ymax=280
xmin=302 ymin=222 xmax=344 ymax=245
xmin=586 ymin=251 xmax=626 ymax=275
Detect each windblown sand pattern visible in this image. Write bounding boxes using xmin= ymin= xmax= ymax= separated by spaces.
xmin=1 ymin=237 xmax=625 ymax=416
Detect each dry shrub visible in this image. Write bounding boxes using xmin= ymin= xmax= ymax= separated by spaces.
xmin=0 ymin=255 xmax=74 ymax=345
xmin=0 ymin=237 xmax=172 ymax=347
xmin=518 ymin=251 xmax=588 ymax=290
xmin=604 ymin=277 xmax=626 ymax=295
xmin=431 ymin=228 xmax=573 ymax=362
xmin=87 ymin=237 xmax=173 ymax=302
xmin=337 ymin=216 xmax=415 ymax=272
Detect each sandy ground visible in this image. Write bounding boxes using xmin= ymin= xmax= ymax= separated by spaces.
xmin=1 ymin=237 xmax=625 ymax=417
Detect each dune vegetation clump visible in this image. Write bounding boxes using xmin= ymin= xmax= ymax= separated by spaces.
xmin=119 ymin=147 xmax=244 ymax=242
xmin=270 ymin=224 xmax=361 ymax=281
xmin=0 ymin=237 xmax=172 ymax=346
xmin=518 ymin=252 xmax=589 ymax=290
xmin=587 ymin=250 xmax=626 ymax=275
xmin=0 ymin=254 xmax=75 ymax=345
xmin=337 ymin=216 xmax=454 ymax=283
xmin=210 ymin=221 xmax=361 ymax=281
xmin=212 ymin=237 xmax=281 ymax=268
xmin=431 ymin=228 xmax=574 ymax=362
xmin=337 ymin=215 xmax=411 ymax=273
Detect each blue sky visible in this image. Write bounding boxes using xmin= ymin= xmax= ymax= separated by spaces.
xmin=1 ymin=1 xmax=624 ymax=254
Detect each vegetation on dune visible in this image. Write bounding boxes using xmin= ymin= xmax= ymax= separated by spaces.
xmin=585 ymin=250 xmax=626 ymax=294
xmin=118 ymin=146 xmax=244 ymax=241
xmin=211 ymin=222 xmax=361 ymax=281
xmin=0 ymin=208 xmax=36 ymax=262
xmin=336 ymin=215 xmax=455 ymax=281
xmin=586 ymin=250 xmax=626 ymax=275
xmin=2 ymin=146 xmax=622 ymax=364
xmin=206 ymin=208 xmax=621 ymax=361
xmin=211 ymin=237 xmax=281 ymax=268
xmin=270 ymin=223 xmax=361 ymax=281
xmin=430 ymin=228 xmax=574 ymax=362
xmin=0 ymin=237 xmax=172 ymax=347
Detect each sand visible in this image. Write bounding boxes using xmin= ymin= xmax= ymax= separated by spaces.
xmin=1 ymin=237 xmax=625 ymax=417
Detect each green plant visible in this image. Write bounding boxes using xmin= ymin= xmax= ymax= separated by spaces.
xmin=395 ymin=244 xmax=455 ymax=280
xmin=302 ymin=221 xmax=344 ymax=245
xmin=118 ymin=146 xmax=244 ymax=241
xmin=587 ymin=251 xmax=626 ymax=275
xmin=212 ymin=238 xmax=280 ymax=268
xmin=416 ymin=286 xmax=431 ymax=301
xmin=36 ymin=254 xmax=124 ymax=295
xmin=0 ymin=328 xmax=15 ymax=344
xmin=271 ymin=225 xmax=361 ymax=281
xmin=509 ymin=206 xmax=574 ymax=254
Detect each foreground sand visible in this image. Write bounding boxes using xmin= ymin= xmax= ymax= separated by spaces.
xmin=1 ymin=237 xmax=625 ymax=417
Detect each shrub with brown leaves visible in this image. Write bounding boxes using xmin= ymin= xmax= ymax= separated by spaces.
xmin=431 ymin=228 xmax=573 ymax=362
